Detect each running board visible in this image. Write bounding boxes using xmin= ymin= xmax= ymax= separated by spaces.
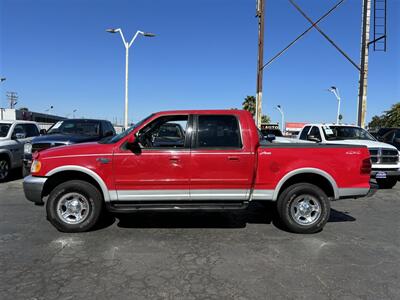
xmin=107 ymin=201 xmax=249 ymax=212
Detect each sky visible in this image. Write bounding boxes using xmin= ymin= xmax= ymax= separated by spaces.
xmin=0 ymin=0 xmax=399 ymax=125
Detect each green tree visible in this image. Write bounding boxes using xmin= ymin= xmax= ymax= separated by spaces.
xmin=261 ymin=115 xmax=271 ymax=123
xmin=242 ymin=96 xmax=256 ymax=117
xmin=368 ymin=102 xmax=400 ymax=129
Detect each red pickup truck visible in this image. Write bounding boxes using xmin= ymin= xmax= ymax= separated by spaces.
xmin=23 ymin=110 xmax=373 ymax=234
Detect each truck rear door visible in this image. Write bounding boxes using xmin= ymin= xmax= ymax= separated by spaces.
xmin=189 ymin=114 xmax=255 ymax=200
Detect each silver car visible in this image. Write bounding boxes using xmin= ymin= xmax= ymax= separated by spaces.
xmin=0 ymin=120 xmax=42 ymax=181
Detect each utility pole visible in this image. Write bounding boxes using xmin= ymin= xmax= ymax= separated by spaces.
xmin=357 ymin=0 xmax=371 ymax=128
xmin=6 ymin=92 xmax=18 ymax=109
xmin=255 ymin=0 xmax=265 ymax=128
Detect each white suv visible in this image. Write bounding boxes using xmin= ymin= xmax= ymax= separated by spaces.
xmin=298 ymin=124 xmax=400 ymax=189
xmin=0 ymin=120 xmax=42 ymax=181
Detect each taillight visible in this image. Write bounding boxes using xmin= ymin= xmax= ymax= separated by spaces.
xmin=361 ymin=158 xmax=372 ymax=174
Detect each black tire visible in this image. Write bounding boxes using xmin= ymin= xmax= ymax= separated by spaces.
xmin=46 ymin=180 xmax=103 ymax=232
xmin=277 ymin=183 xmax=330 ymax=234
xmin=0 ymin=157 xmax=10 ymax=182
xmin=376 ymin=178 xmax=397 ymax=189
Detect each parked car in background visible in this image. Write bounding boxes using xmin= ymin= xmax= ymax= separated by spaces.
xmin=374 ymin=128 xmax=400 ymax=151
xmin=0 ymin=120 xmax=42 ymax=181
xmin=260 ymin=123 xmax=305 ymax=143
xmin=298 ymin=124 xmax=400 ymax=189
xmin=23 ymin=110 xmax=373 ymax=234
xmin=23 ymin=119 xmax=115 ymax=175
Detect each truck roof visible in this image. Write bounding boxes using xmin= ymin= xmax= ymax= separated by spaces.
xmin=303 ymin=123 xmax=360 ymax=128
xmin=154 ymin=109 xmax=252 ymax=116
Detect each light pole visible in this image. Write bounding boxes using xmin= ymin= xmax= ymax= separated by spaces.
xmin=0 ymin=78 xmax=6 ymax=83
xmin=106 ymin=28 xmax=155 ymax=129
xmin=328 ymin=86 xmax=341 ymax=124
xmin=275 ymin=105 xmax=285 ymax=133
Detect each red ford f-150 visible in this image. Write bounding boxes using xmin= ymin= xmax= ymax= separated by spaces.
xmin=23 ymin=110 xmax=374 ymax=234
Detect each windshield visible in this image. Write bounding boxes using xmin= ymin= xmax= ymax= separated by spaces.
xmin=322 ymin=125 xmax=376 ymax=141
xmin=47 ymin=120 xmax=100 ymax=136
xmin=100 ymin=114 xmax=154 ymax=144
xmin=0 ymin=123 xmax=11 ymax=137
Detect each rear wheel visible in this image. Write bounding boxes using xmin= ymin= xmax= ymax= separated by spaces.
xmin=277 ymin=183 xmax=330 ymax=234
xmin=46 ymin=180 xmax=103 ymax=232
xmin=376 ymin=178 xmax=397 ymax=189
xmin=0 ymin=158 xmax=10 ymax=182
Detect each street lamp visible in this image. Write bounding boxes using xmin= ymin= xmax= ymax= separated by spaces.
xmin=45 ymin=105 xmax=54 ymax=113
xmin=275 ymin=105 xmax=285 ymax=133
xmin=327 ymin=86 xmax=341 ymax=124
xmin=106 ymin=28 xmax=156 ymax=129
xmin=73 ymin=109 xmax=77 ymax=118
xmin=0 ymin=78 xmax=6 ymax=83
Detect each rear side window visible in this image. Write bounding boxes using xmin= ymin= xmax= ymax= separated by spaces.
xmin=299 ymin=126 xmax=311 ymax=140
xmin=196 ymin=115 xmax=241 ymax=148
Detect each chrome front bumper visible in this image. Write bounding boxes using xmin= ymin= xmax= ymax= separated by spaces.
xmin=23 ymin=175 xmax=47 ymax=204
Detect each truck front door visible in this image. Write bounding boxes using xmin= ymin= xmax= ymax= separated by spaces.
xmin=112 ymin=115 xmax=192 ymax=201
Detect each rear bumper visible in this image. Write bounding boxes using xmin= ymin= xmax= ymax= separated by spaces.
xmin=371 ymin=169 xmax=400 ymax=178
xmin=337 ymin=182 xmax=378 ymax=200
xmin=23 ymin=175 xmax=47 ymax=204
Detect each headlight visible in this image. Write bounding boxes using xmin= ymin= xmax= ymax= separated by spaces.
xmin=24 ymin=143 xmax=32 ymax=154
xmin=30 ymin=160 xmax=42 ymax=174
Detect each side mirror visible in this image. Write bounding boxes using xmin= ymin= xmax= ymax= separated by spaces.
xmin=307 ymin=134 xmax=321 ymax=143
xmin=128 ymin=134 xmax=136 ymax=144
xmin=265 ymin=134 xmax=276 ymax=142
xmin=40 ymin=129 xmax=47 ymax=135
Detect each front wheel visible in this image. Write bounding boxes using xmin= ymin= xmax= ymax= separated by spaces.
xmin=376 ymin=178 xmax=397 ymax=189
xmin=46 ymin=180 xmax=103 ymax=232
xmin=277 ymin=183 xmax=330 ymax=234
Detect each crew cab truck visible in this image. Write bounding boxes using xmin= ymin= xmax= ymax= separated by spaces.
xmin=298 ymin=124 xmax=400 ymax=189
xmin=23 ymin=110 xmax=373 ymax=234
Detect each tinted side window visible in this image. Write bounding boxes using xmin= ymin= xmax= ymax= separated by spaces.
xmin=299 ymin=126 xmax=311 ymax=140
xmin=309 ymin=126 xmax=322 ymax=140
xmin=22 ymin=124 xmax=39 ymax=137
xmin=197 ymin=115 xmax=241 ymax=148
xmin=383 ymin=131 xmax=395 ymax=142
xmin=103 ymin=122 xmax=115 ymax=135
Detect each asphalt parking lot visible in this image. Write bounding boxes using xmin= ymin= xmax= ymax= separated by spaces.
xmin=0 ymin=177 xmax=399 ymax=300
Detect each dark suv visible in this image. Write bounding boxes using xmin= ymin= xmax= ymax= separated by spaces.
xmin=375 ymin=128 xmax=400 ymax=150
xmin=23 ymin=119 xmax=115 ymax=175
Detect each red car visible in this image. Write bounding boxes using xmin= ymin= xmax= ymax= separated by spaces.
xmin=23 ymin=110 xmax=373 ymax=233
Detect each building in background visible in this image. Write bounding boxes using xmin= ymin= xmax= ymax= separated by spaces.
xmin=285 ymin=122 xmax=307 ymax=136
xmin=0 ymin=108 xmax=66 ymax=129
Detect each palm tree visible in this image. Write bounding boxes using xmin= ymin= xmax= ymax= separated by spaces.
xmin=242 ymin=96 xmax=256 ymax=117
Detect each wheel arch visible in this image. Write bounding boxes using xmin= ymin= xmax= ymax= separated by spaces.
xmin=0 ymin=150 xmax=12 ymax=166
xmin=273 ymin=168 xmax=339 ymax=201
xmin=44 ymin=166 xmax=112 ymax=202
